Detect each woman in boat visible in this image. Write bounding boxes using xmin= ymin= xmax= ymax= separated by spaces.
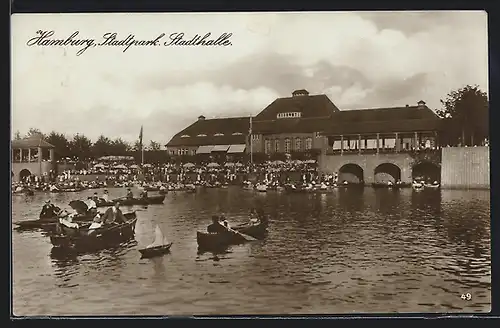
xmin=102 ymin=189 xmax=110 ymax=202
xmin=86 ymin=196 xmax=98 ymax=216
xmin=207 ymin=216 xmax=227 ymax=233
xmin=249 ymin=208 xmax=260 ymax=225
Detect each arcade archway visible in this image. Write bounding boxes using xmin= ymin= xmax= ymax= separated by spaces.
xmin=412 ymin=161 xmax=441 ymax=183
xmin=19 ymin=169 xmax=31 ymax=182
xmin=338 ymin=163 xmax=364 ymax=184
xmin=374 ymin=163 xmax=402 ymax=183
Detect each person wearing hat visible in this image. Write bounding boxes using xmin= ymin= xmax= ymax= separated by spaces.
xmin=40 ymin=200 xmax=61 ymax=219
xmin=101 ymin=201 xmax=127 ymax=225
xmin=126 ymin=188 xmax=134 ymax=200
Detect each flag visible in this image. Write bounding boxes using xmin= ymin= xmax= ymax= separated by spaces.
xmin=246 ymin=116 xmax=253 ymax=145
xmin=139 ymin=125 xmax=143 ymax=147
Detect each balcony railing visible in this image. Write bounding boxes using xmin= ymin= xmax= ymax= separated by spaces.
xmin=325 ymin=147 xmax=440 ymax=156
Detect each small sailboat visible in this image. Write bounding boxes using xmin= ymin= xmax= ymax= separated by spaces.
xmin=138 ymin=224 xmax=173 ymax=259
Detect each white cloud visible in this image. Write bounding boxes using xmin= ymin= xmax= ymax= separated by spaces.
xmin=11 ymin=11 xmax=488 ymax=144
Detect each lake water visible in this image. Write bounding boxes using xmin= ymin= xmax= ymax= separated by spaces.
xmin=12 ymin=187 xmax=491 ymax=316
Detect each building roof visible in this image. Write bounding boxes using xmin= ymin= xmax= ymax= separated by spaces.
xmin=253 ymin=93 xmax=340 ymax=121
xmin=12 ymin=136 xmax=55 ymax=149
xmin=166 ymin=116 xmax=250 ymax=147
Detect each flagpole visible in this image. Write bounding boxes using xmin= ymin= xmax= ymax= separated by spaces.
xmin=250 ymin=116 xmax=253 ymax=165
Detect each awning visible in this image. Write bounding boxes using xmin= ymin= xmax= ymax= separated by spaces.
xmin=227 ymin=144 xmax=246 ymax=153
xmin=196 ymin=145 xmax=214 ymax=154
xmin=211 ymin=145 xmax=230 ymax=152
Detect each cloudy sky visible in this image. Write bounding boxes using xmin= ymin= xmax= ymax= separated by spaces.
xmin=11 ymin=11 xmax=488 ymax=146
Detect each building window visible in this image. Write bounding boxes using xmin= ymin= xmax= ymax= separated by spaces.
xmin=252 ymin=134 xmax=260 ymax=141
xmin=295 ymin=138 xmax=302 ymax=151
xmin=277 ymin=112 xmax=302 ymax=119
xmin=314 ymin=132 xmax=321 ymax=138
xmin=265 ymin=139 xmax=271 ymax=154
xmin=274 ymin=139 xmax=280 ymax=152
xmin=181 ymin=135 xmax=190 ymax=138
xmin=305 ymin=137 xmax=312 ymax=150
xmin=191 ymin=149 xmax=196 ymax=155
xmin=232 ymin=132 xmax=243 ymax=136
xmin=169 ymin=150 xmax=175 ymax=155
xmin=214 ymin=133 xmax=224 ymax=137
xmin=284 ymin=138 xmax=291 ymax=153
xmin=197 ymin=134 xmax=207 ymax=137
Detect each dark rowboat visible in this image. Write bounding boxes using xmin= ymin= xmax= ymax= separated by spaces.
xmin=196 ymin=218 xmax=269 ymax=250
xmin=95 ymin=195 xmax=165 ymax=207
xmin=14 ymin=212 xmax=99 ymax=231
xmin=49 ymin=212 xmax=137 ymax=251
xmin=139 ymin=243 xmax=173 ymax=258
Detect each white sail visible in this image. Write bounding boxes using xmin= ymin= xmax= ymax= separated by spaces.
xmin=146 ymin=225 xmax=164 ymax=248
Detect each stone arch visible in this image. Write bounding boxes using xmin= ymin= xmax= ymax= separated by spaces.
xmin=19 ymin=168 xmax=31 ymax=182
xmin=338 ymin=163 xmax=364 ymax=184
xmin=412 ymin=161 xmax=441 ymax=183
xmin=374 ymin=163 xmax=402 ymax=183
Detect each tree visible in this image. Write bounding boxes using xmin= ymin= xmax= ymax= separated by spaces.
xmin=25 ymin=128 xmax=45 ymax=139
xmin=132 ymin=140 xmax=142 ymax=151
xmin=110 ymin=138 xmax=130 ymax=156
xmin=437 ymin=85 xmax=489 ymax=146
xmin=92 ymin=135 xmax=113 ymax=158
xmin=13 ymin=131 xmax=22 ymax=140
xmin=69 ymin=133 xmax=93 ymax=160
xmin=45 ymin=131 xmax=71 ymax=160
xmin=149 ymin=140 xmax=162 ymax=151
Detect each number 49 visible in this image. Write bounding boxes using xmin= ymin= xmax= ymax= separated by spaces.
xmin=461 ymin=293 xmax=472 ymax=301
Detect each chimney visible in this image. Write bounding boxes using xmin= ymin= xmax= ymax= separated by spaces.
xmin=292 ymin=89 xmax=309 ymax=97
xmin=198 ymin=115 xmax=206 ymax=121
xmin=417 ymin=100 xmax=426 ymax=108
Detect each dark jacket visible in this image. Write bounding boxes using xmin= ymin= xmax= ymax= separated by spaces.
xmin=101 ymin=207 xmax=127 ymax=224
xmin=207 ymin=222 xmax=227 ymax=233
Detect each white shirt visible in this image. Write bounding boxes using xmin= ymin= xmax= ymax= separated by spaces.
xmin=102 ymin=194 xmax=109 ymax=202
xmin=87 ymin=199 xmax=97 ymax=209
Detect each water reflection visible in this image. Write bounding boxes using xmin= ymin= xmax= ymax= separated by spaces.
xmin=13 ymin=187 xmax=491 ymax=315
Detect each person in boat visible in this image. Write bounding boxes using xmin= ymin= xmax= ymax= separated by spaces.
xmin=126 ymin=188 xmax=134 ymax=200
xmin=219 ymin=215 xmax=231 ymax=229
xmin=101 ymin=201 xmax=127 ymax=225
xmin=207 ymin=215 xmax=227 ymax=233
xmin=102 ymin=189 xmax=110 ymax=202
xmin=40 ymin=200 xmax=61 ymax=218
xmin=249 ymin=208 xmax=260 ymax=225
xmin=139 ymin=188 xmax=148 ymax=199
xmin=86 ymin=196 xmax=98 ymax=216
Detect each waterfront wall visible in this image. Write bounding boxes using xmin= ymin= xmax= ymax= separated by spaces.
xmin=441 ymin=146 xmax=490 ymax=189
xmin=318 ymin=153 xmax=414 ymax=184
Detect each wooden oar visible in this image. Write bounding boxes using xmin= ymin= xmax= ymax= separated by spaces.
xmin=228 ymin=228 xmax=257 ymax=241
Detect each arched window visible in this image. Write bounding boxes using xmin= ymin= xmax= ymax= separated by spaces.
xmin=214 ymin=133 xmax=224 ymax=137
xmin=181 ymin=134 xmax=190 ymax=138
xmin=197 ymin=134 xmax=207 ymax=137
xmin=232 ymin=132 xmax=243 ymax=136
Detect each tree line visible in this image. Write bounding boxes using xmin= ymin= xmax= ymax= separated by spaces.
xmin=12 ymin=85 xmax=489 ymax=162
xmin=436 ymin=85 xmax=489 ymax=146
xmin=13 ymin=129 xmax=167 ymax=162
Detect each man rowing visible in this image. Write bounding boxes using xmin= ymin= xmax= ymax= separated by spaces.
xmin=40 ymin=200 xmax=63 ymax=219
xmin=126 ymin=188 xmax=134 ymax=200
xmin=207 ymin=216 xmax=228 ymax=233
xmin=100 ymin=201 xmax=127 ymax=225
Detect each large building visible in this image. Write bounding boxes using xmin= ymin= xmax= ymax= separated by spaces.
xmin=166 ymin=89 xmax=443 ymax=181
xmin=11 ymin=136 xmax=56 ymax=182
